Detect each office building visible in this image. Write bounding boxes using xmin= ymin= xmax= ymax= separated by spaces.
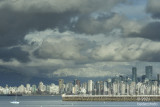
xmin=88 ymin=80 xmax=93 ymax=95
xmin=132 ymin=67 xmax=137 ymax=83
xmin=59 ymin=79 xmax=64 ymax=94
xmin=74 ymin=79 xmax=80 ymax=88
xmin=158 ymin=74 xmax=160 ymax=86
xmin=145 ymin=66 xmax=152 ymax=81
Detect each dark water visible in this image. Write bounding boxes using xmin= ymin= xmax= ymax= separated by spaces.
xmin=0 ymin=96 xmax=159 ymax=107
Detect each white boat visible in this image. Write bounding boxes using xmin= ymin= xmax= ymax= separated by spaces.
xmin=10 ymin=94 xmax=20 ymax=104
xmin=10 ymin=101 xmax=20 ymax=104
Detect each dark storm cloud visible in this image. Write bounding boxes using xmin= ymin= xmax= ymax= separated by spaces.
xmin=74 ymin=14 xmax=114 ymax=34
xmin=0 ymin=0 xmax=125 ymax=13
xmin=146 ymin=0 xmax=160 ymax=18
xmin=1 ymin=0 xmax=160 ymax=79
xmin=73 ymin=13 xmax=142 ymax=35
xmin=0 ymin=8 xmax=76 ymax=47
xmin=0 ymin=47 xmax=30 ymax=62
xmin=0 ymin=0 xmax=126 ymax=47
xmin=139 ymin=50 xmax=160 ymax=62
xmin=130 ymin=22 xmax=160 ymax=41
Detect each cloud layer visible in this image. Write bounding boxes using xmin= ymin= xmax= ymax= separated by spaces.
xmin=0 ymin=0 xmax=160 ymax=79
xmin=0 ymin=0 xmax=124 ymax=13
xmin=146 ymin=0 xmax=160 ymax=18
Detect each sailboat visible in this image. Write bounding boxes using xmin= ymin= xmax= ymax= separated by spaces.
xmin=10 ymin=94 xmax=20 ymax=104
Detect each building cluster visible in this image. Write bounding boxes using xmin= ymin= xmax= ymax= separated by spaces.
xmin=0 ymin=66 xmax=160 ymax=96
xmin=0 ymin=82 xmax=59 ymax=95
xmin=59 ymin=66 xmax=160 ymax=95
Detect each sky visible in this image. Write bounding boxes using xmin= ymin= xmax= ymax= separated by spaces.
xmin=0 ymin=0 xmax=160 ymax=84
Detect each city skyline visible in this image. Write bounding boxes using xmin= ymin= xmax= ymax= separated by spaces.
xmin=0 ymin=66 xmax=159 ymax=96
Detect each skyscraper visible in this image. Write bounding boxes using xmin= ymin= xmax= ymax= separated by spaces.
xmin=158 ymin=74 xmax=160 ymax=86
xmin=132 ymin=67 xmax=137 ymax=83
xmin=145 ymin=66 xmax=152 ymax=81
xmin=142 ymin=75 xmax=146 ymax=83
xmin=74 ymin=79 xmax=80 ymax=88
xmin=88 ymin=80 xmax=93 ymax=95
xmin=59 ymin=79 xmax=64 ymax=93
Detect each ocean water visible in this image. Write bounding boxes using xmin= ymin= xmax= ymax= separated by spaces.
xmin=0 ymin=96 xmax=159 ymax=107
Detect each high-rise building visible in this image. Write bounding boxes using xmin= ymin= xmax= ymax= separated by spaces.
xmin=65 ymin=82 xmax=73 ymax=94
xmin=59 ymin=79 xmax=64 ymax=93
xmin=158 ymin=74 xmax=160 ymax=86
xmin=103 ymin=81 xmax=108 ymax=95
xmin=26 ymin=84 xmax=31 ymax=91
xmin=96 ymin=81 xmax=100 ymax=95
xmin=88 ymin=80 xmax=93 ymax=95
xmin=74 ymin=79 xmax=77 ymax=85
xmin=142 ymin=75 xmax=146 ymax=83
xmin=132 ymin=67 xmax=137 ymax=83
xmin=158 ymin=74 xmax=160 ymax=95
xmin=74 ymin=79 xmax=80 ymax=88
xmin=82 ymin=82 xmax=87 ymax=91
xmin=38 ymin=81 xmax=45 ymax=92
xmin=145 ymin=66 xmax=153 ymax=81
xmin=32 ymin=85 xmax=37 ymax=94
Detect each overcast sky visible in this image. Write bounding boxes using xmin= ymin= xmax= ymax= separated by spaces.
xmin=0 ymin=0 xmax=160 ymax=80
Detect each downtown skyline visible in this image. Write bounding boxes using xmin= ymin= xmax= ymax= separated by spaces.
xmin=0 ymin=66 xmax=159 ymax=96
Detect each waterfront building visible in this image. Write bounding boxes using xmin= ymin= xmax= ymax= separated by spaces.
xmin=158 ymin=74 xmax=160 ymax=86
xmin=38 ymin=81 xmax=46 ymax=92
xmin=65 ymin=82 xmax=73 ymax=94
xmin=32 ymin=85 xmax=37 ymax=94
xmin=120 ymin=81 xmax=125 ymax=95
xmin=107 ymin=78 xmax=112 ymax=95
xmin=80 ymin=87 xmax=86 ymax=94
xmin=145 ymin=84 xmax=151 ymax=95
xmin=139 ymin=84 xmax=145 ymax=95
xmin=96 ymin=81 xmax=103 ymax=95
xmin=74 ymin=79 xmax=80 ymax=92
xmin=18 ymin=84 xmax=25 ymax=93
xmin=129 ymin=82 xmax=136 ymax=95
xmin=151 ymin=81 xmax=158 ymax=95
xmin=72 ymin=85 xmax=79 ymax=94
xmin=142 ymin=75 xmax=146 ymax=83
xmin=145 ymin=66 xmax=153 ymax=81
xmin=49 ymin=83 xmax=59 ymax=94
xmin=113 ymin=82 xmax=118 ymax=95
xmin=26 ymin=84 xmax=31 ymax=91
xmin=82 ymin=82 xmax=87 ymax=91
xmin=74 ymin=79 xmax=80 ymax=88
xmin=126 ymin=83 xmax=130 ymax=95
xmin=59 ymin=79 xmax=64 ymax=94
xmin=132 ymin=67 xmax=137 ymax=83
xmin=158 ymin=74 xmax=160 ymax=95
xmin=137 ymin=82 xmax=142 ymax=95
xmin=103 ymin=81 xmax=108 ymax=95
xmin=88 ymin=80 xmax=93 ymax=95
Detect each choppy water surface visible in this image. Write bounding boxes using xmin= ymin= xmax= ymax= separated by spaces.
xmin=0 ymin=96 xmax=159 ymax=107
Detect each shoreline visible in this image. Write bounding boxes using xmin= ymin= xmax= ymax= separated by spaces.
xmin=62 ymin=95 xmax=160 ymax=102
xmin=0 ymin=94 xmax=61 ymax=96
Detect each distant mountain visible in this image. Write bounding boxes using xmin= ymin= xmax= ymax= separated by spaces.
xmin=0 ymin=66 xmax=58 ymax=87
xmin=0 ymin=66 xmax=111 ymax=87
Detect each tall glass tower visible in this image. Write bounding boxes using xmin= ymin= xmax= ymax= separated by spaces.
xmin=132 ymin=67 xmax=137 ymax=83
xmin=145 ymin=66 xmax=152 ymax=81
xmin=59 ymin=79 xmax=64 ymax=93
xmin=158 ymin=74 xmax=160 ymax=86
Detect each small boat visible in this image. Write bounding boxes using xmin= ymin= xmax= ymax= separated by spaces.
xmin=10 ymin=101 xmax=20 ymax=104
xmin=10 ymin=94 xmax=20 ymax=104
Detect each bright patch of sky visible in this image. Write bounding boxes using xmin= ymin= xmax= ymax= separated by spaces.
xmin=112 ymin=0 xmax=149 ymax=20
